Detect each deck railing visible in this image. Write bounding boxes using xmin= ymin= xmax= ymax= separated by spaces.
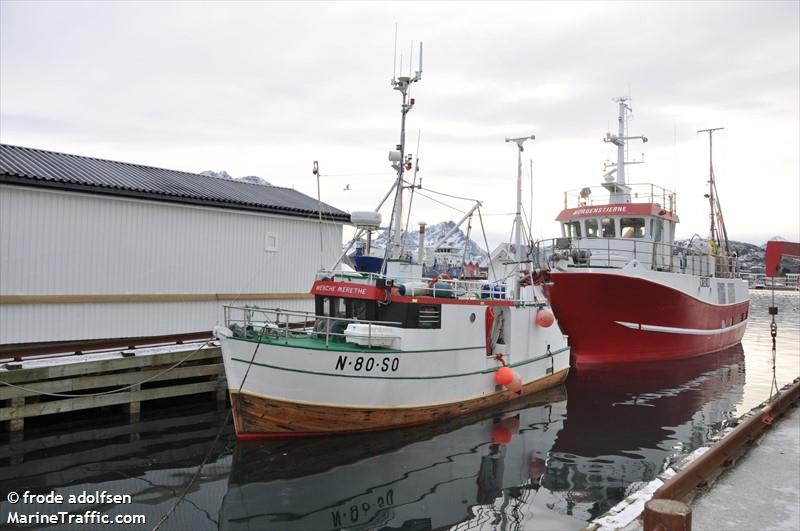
xmin=223 ymin=305 xmax=402 ymax=348
xmin=533 ymin=237 xmax=740 ymax=278
xmin=563 ymin=182 xmax=676 ymax=212
xmin=315 ymin=270 xmax=549 ymax=305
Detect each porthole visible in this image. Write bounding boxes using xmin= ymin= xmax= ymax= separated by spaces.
xmin=469 ymin=313 xmax=476 ymax=323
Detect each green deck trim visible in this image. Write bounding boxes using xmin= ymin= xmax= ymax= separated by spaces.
xmin=230 ymin=333 xmax=483 ymax=354
xmin=229 ymin=346 xmax=569 ymax=380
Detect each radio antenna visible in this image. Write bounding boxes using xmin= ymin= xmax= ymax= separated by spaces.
xmin=409 ymin=40 xmax=414 ymax=76
xmin=392 ymin=23 xmax=398 ymax=82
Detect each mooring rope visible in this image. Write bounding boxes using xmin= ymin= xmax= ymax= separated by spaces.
xmin=0 ymin=341 xmax=213 ymax=398
xmin=150 ymin=407 xmax=232 ymax=531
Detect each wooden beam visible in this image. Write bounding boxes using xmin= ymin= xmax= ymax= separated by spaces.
xmin=0 ymin=363 xmax=225 ymax=400
xmin=0 ymin=292 xmax=314 ymax=304
xmin=0 ymin=381 xmax=219 ymax=421
xmin=0 ymin=347 xmax=221 ymax=384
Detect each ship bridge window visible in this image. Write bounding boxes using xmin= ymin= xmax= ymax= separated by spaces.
xmin=315 ymin=296 xmax=344 ymax=318
xmin=601 ymin=217 xmax=616 ymax=238
xmin=586 ymin=219 xmax=599 ymax=238
xmin=651 ymin=219 xmax=664 ymax=242
xmin=564 ymin=221 xmax=582 ymax=238
xmin=621 ymin=217 xmax=645 ymax=238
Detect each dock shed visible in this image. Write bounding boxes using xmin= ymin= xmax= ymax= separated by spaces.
xmin=0 ymin=144 xmax=350 ymax=348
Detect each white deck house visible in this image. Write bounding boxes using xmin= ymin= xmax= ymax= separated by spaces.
xmin=0 ymin=144 xmax=349 ymax=347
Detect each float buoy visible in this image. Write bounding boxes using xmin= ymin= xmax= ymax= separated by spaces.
xmin=535 ymin=308 xmax=555 ymax=328
xmin=495 ymin=366 xmax=514 ymax=386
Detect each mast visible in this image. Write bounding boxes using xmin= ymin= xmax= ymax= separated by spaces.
xmin=698 ymin=127 xmax=727 ymax=253
xmin=603 ymin=97 xmax=648 ymax=203
xmin=505 ymin=135 xmax=535 ymax=300
xmin=388 ymin=42 xmax=423 ymax=260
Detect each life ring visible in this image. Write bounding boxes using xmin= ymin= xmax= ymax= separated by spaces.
xmin=428 ymin=273 xmax=451 ymax=288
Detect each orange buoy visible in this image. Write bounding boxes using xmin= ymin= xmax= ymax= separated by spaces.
xmin=495 ymin=366 xmax=514 ymax=386
xmin=535 ymin=308 xmax=555 ymax=327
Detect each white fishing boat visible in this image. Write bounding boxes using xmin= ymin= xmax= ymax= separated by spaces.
xmin=214 ymin=47 xmax=570 ymax=438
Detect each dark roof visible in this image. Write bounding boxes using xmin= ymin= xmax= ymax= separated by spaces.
xmin=0 ymin=144 xmax=350 ymax=222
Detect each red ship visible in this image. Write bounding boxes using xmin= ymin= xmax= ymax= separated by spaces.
xmin=540 ymin=99 xmax=749 ymax=365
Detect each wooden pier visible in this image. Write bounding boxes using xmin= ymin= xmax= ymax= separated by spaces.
xmin=0 ymin=342 xmax=227 ymax=434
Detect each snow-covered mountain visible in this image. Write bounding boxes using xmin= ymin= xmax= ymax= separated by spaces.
xmin=373 ymin=220 xmax=489 ymax=263
xmin=201 ymin=170 xmax=271 ymax=186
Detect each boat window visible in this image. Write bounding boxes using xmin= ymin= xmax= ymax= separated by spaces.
xmin=564 ymin=221 xmax=582 ymax=238
xmin=601 ymin=217 xmax=616 ymax=238
xmin=345 ymin=299 xmax=376 ymax=321
xmin=620 ymin=217 xmax=646 ymax=238
xmin=651 ymin=219 xmax=664 ymax=242
xmin=585 ymin=219 xmax=599 ymax=238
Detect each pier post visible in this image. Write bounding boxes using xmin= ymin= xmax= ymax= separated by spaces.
xmin=643 ymin=499 xmax=692 ymax=531
xmin=126 ymin=385 xmax=141 ymax=423
xmin=6 ymin=397 xmax=25 ymax=433
xmin=216 ymin=375 xmax=228 ymax=408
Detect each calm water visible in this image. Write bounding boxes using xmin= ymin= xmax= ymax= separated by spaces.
xmin=1 ymin=291 xmax=798 ymax=530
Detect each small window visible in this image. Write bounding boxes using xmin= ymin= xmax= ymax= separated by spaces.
xmin=727 ymin=283 xmax=735 ymax=303
xmin=601 ymin=217 xmax=616 ymax=238
xmin=586 ymin=219 xmax=599 ymax=238
xmin=651 ymin=219 xmax=664 ymax=242
xmin=265 ymin=232 xmax=278 ymax=252
xmin=564 ymin=221 xmax=582 ymax=238
xmin=620 ymin=218 xmax=645 ymax=238
xmin=717 ymin=283 xmax=726 ymax=304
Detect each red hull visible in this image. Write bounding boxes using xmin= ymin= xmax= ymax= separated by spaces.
xmin=543 ymin=272 xmax=749 ymax=365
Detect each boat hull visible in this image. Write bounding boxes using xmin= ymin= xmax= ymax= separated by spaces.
xmin=229 ymin=369 xmax=568 ymax=438
xmin=544 ymin=270 xmax=749 ymax=364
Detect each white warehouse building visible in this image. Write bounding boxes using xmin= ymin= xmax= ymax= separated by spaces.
xmin=0 ymin=144 xmax=350 ymax=348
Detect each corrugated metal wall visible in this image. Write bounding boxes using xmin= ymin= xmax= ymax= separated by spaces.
xmin=0 ymin=185 xmax=344 ymax=344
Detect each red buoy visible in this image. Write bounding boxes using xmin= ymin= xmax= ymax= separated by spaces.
xmin=495 ymin=366 xmax=514 ymax=386
xmin=535 ymin=308 xmax=555 ymax=328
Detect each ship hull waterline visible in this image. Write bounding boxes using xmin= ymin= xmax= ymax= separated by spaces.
xmin=228 ymin=370 xmax=568 ymax=439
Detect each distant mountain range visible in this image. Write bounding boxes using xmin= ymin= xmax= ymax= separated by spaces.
xmin=373 ymin=221 xmax=490 ymax=263
xmin=201 ymin=170 xmax=271 ymax=186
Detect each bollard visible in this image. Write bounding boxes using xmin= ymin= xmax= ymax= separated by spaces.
xmin=643 ymin=499 xmax=692 ymax=531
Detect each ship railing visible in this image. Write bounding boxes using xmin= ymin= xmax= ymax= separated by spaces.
xmin=563 ymin=182 xmax=677 ymax=212
xmin=316 ymin=270 xmax=490 ymax=300
xmin=533 ymin=237 xmax=740 ymax=278
xmin=223 ymin=305 xmax=402 ymax=348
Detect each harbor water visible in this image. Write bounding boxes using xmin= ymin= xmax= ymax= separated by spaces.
xmin=1 ymin=290 xmax=798 ymax=530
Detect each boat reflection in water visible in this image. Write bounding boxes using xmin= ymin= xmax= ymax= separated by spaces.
xmin=219 ymin=387 xmax=583 ymax=531
xmin=220 ymin=346 xmax=745 ymax=530
xmin=543 ymin=345 xmax=745 ymax=522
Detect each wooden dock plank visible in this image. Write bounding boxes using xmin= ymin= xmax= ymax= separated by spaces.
xmin=0 ymin=363 xmax=224 ymax=400
xmin=0 ymin=346 xmax=221 ymax=384
xmin=0 ymin=381 xmax=219 ymax=421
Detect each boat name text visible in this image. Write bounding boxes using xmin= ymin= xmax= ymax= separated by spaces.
xmin=572 ymin=206 xmax=628 ymax=216
xmin=335 ymin=355 xmax=399 ymax=373
xmin=315 ymin=285 xmax=370 ymax=296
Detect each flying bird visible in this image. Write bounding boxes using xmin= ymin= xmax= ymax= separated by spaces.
xmin=343 ymin=184 xmax=351 ymax=191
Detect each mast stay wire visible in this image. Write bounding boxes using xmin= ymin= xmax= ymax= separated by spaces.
xmin=401 ymin=130 xmax=423 ymax=257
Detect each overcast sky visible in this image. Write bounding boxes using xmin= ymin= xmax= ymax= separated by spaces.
xmin=2 ymin=1 xmax=798 ymax=247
